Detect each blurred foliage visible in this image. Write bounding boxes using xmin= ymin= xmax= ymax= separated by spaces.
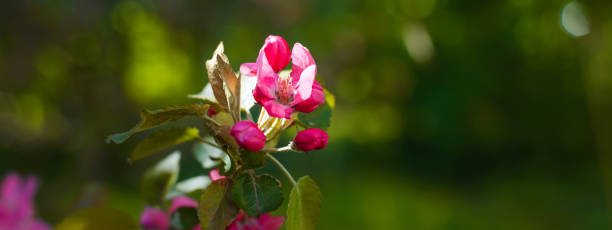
xmin=1 ymin=0 xmax=612 ymax=229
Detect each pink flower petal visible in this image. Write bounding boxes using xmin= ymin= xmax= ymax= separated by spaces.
xmin=263 ymin=100 xmax=293 ymax=119
xmin=240 ymin=63 xmax=257 ymax=77
xmin=257 ymin=214 xmax=285 ymax=230
xmin=293 ymin=65 xmax=317 ymax=104
xmin=256 ymin=48 xmax=279 ymax=100
xmin=263 ymin=35 xmax=291 ymax=72
xmin=1 ymin=173 xmax=21 ymax=201
xmin=293 ymin=81 xmax=325 ymax=113
xmin=27 ymin=219 xmax=51 ymax=230
xmin=169 ymin=196 xmax=198 ymax=215
xmin=140 ymin=207 xmax=169 ymax=230
xmin=290 ymin=43 xmax=315 ymax=85
xmin=208 ymin=169 xmax=226 ymax=182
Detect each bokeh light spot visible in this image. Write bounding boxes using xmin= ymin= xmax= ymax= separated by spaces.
xmin=561 ymin=1 xmax=590 ymax=37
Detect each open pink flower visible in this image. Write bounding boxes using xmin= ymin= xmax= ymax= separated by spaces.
xmin=240 ymin=35 xmax=325 ymax=119
xmin=0 ymin=173 xmax=50 ymax=230
xmin=226 ymin=212 xmax=284 ymax=230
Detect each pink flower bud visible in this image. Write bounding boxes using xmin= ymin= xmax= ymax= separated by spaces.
xmin=230 ymin=121 xmax=266 ymax=152
xmin=140 ymin=207 xmax=169 ymax=230
xmin=208 ymin=169 xmax=226 ymax=182
xmin=207 ymin=107 xmax=218 ymax=116
xmin=294 ymin=128 xmax=328 ymax=151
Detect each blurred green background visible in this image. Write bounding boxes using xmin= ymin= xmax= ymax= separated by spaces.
xmin=2 ymin=0 xmax=612 ymax=229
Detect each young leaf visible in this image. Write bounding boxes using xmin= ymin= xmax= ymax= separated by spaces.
xmin=205 ymin=42 xmax=241 ymax=122
xmin=106 ymin=103 xmax=209 ymax=144
xmin=141 ymin=152 xmax=181 ymax=205
xmin=205 ymin=42 xmax=230 ymax=111
xmin=130 ymin=127 xmax=200 ymax=162
xmin=56 ymin=207 xmax=139 ymax=230
xmin=286 ymin=176 xmax=322 ymax=230
xmin=297 ymin=102 xmax=331 ymax=130
xmin=231 ymin=173 xmax=283 ymax=216
xmin=198 ymin=178 xmax=239 ymax=230
xmin=239 ymin=150 xmax=267 ymax=170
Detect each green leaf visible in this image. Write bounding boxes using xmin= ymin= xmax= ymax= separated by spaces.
xmin=106 ymin=103 xmax=210 ymax=144
xmin=56 ymin=207 xmax=139 ymax=230
xmin=323 ymin=88 xmax=335 ymax=109
xmin=239 ymin=150 xmax=267 ymax=169
xmin=171 ymin=207 xmax=200 ymax=230
xmin=130 ymin=127 xmax=200 ymax=162
xmin=286 ymin=176 xmax=322 ymax=230
xmin=141 ymin=152 xmax=181 ymax=205
xmin=212 ymin=111 xmax=235 ymax=126
xmin=198 ymin=179 xmax=239 ymax=230
xmin=297 ymin=102 xmax=331 ymax=130
xmin=231 ymin=173 xmax=283 ymax=216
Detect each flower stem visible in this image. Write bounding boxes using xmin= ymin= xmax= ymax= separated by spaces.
xmin=266 ymin=153 xmax=297 ymax=187
xmin=262 ymin=144 xmax=294 ymax=153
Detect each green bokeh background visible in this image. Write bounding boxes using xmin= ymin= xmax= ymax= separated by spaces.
xmin=2 ymin=0 xmax=612 ymax=229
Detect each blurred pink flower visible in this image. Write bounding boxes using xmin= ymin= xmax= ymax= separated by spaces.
xmin=230 ymin=121 xmax=266 ymax=152
xmin=240 ymin=35 xmax=325 ymax=119
xmin=226 ymin=212 xmax=284 ymax=230
xmin=0 ymin=172 xmax=50 ymax=230
xmin=140 ymin=207 xmax=169 ymax=230
xmin=294 ymin=128 xmax=328 ymax=152
xmin=140 ymin=196 xmax=200 ymax=230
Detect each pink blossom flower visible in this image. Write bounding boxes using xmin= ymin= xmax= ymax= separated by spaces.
xmin=294 ymin=128 xmax=328 ymax=151
xmin=140 ymin=196 xmax=200 ymax=230
xmin=226 ymin=212 xmax=284 ymax=230
xmin=240 ymin=35 xmax=325 ymax=119
xmin=0 ymin=173 xmax=50 ymax=230
xmin=140 ymin=207 xmax=169 ymax=230
xmin=209 ymin=169 xmax=226 ymax=182
xmin=230 ymin=121 xmax=266 ymax=152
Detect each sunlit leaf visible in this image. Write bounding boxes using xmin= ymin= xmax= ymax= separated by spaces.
xmin=212 ymin=111 xmax=235 ymax=126
xmin=166 ymin=176 xmax=211 ymax=200
xmin=56 ymin=207 xmax=139 ymax=230
xmin=193 ymin=137 xmax=231 ymax=171
xmin=286 ymin=176 xmax=322 ymax=230
xmin=106 ymin=103 xmax=209 ymax=144
xmin=231 ymin=173 xmax=283 ymax=216
xmin=141 ymin=151 xmax=181 ymax=205
xmin=205 ymin=43 xmax=230 ymax=111
xmin=297 ymin=102 xmax=331 ymax=130
xmin=205 ymin=42 xmax=242 ymax=122
xmin=323 ymin=88 xmax=335 ymax=109
xmin=130 ymin=127 xmax=200 ymax=162
xmin=198 ymin=178 xmax=239 ymax=230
